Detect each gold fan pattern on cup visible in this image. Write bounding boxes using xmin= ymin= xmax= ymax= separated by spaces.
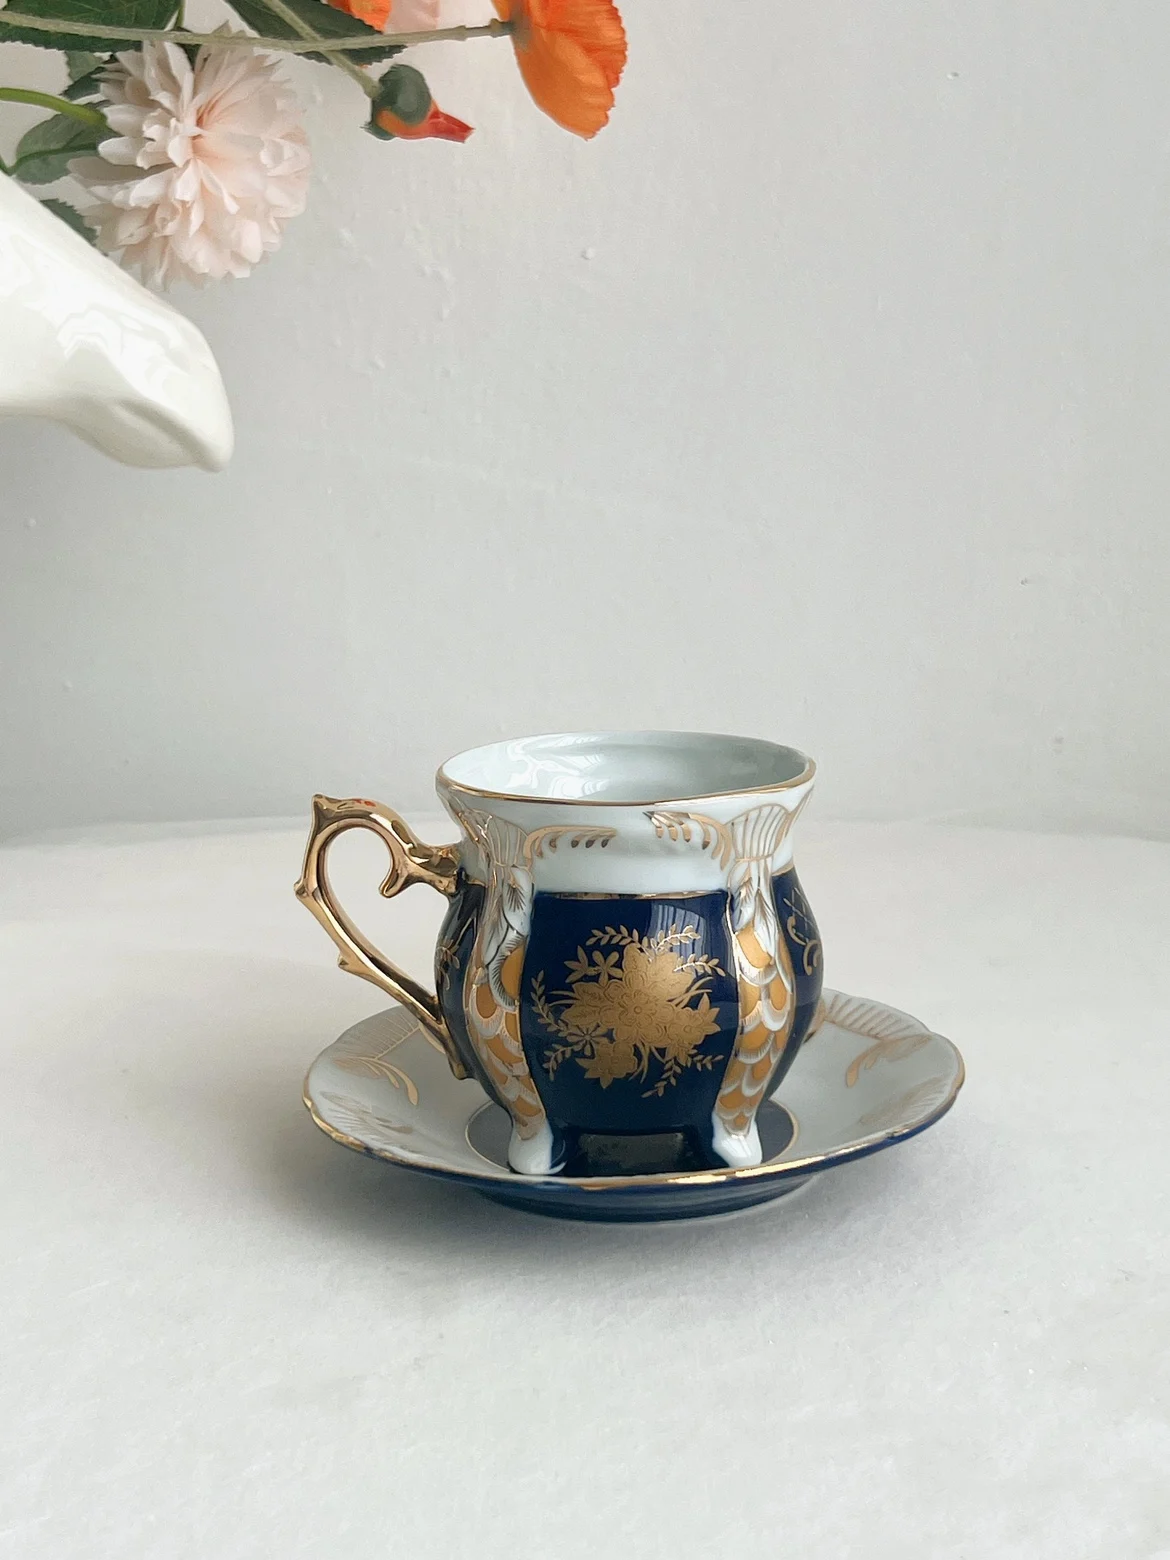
xmin=447 ymin=802 xmax=617 ymax=1144
xmin=647 ymin=797 xmax=809 ymax=1140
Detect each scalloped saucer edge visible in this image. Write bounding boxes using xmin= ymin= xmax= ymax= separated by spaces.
xmin=302 ymin=989 xmax=964 ymax=1222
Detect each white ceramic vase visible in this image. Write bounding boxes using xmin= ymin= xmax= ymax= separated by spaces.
xmin=0 ymin=172 xmax=233 ymax=471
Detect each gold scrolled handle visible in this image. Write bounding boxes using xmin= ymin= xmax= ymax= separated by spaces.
xmin=294 ymin=794 xmax=469 ymax=1080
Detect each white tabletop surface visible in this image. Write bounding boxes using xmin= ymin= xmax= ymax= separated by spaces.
xmin=1 ymin=815 xmax=1168 ymax=1559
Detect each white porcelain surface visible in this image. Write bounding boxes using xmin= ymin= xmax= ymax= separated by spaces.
xmin=410 ymin=732 xmax=825 ymax=1177
xmin=438 ymin=730 xmax=816 ymax=891
xmin=0 ymin=172 xmax=233 ymax=470
xmin=439 ymin=730 xmax=812 ymax=803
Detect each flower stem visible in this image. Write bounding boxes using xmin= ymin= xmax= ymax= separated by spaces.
xmin=0 ymin=85 xmax=106 ymax=126
xmin=0 ymin=13 xmax=512 ymax=54
xmin=253 ymin=0 xmax=375 ymax=100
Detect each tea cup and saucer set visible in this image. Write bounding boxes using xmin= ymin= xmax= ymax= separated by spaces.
xmin=295 ymin=731 xmax=964 ymax=1222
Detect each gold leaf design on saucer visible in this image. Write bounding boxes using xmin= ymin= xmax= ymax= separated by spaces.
xmin=531 ymin=924 xmax=725 ymax=1097
xmin=831 ymin=992 xmax=935 ymax=1087
xmin=305 ymin=987 xmax=965 ymax=1200
xmin=333 ymin=1027 xmax=420 ymax=1105
xmin=858 ymin=1075 xmax=954 ymax=1132
xmin=319 ymin=1091 xmax=413 ymax=1142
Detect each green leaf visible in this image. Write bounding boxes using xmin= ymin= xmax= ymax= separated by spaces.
xmin=226 ymin=0 xmax=404 ymax=64
xmin=0 ymin=0 xmax=173 ymax=53
xmin=62 ymin=66 xmax=108 ymax=101
xmin=65 ymin=48 xmax=102 ymax=78
xmin=12 ymin=113 xmax=103 ymax=184
xmin=40 ymin=197 xmax=97 ymax=243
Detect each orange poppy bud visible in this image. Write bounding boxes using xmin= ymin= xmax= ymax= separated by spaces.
xmin=374 ymin=103 xmax=474 ymax=142
xmin=367 ymin=64 xmax=474 ymax=144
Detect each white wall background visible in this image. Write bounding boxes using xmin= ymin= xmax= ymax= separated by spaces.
xmin=1 ymin=0 xmax=1168 ymax=841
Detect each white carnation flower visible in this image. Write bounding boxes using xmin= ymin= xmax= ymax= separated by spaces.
xmin=71 ymin=39 xmax=311 ymax=289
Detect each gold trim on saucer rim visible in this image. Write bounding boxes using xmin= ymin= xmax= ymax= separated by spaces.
xmin=302 ymin=1013 xmax=965 ymax=1193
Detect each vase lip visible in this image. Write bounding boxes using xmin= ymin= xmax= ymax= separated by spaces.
xmin=436 ymin=729 xmax=816 ymax=809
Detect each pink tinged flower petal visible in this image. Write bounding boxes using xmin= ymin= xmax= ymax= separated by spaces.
xmin=71 ymin=36 xmax=310 ymax=288
xmin=235 ymin=221 xmax=265 ymax=265
xmin=104 ymin=104 xmax=146 ymax=135
xmin=391 ymin=0 xmax=441 ymax=28
xmin=93 ymin=141 xmax=141 ymax=169
xmin=171 ymin=159 xmax=206 ymax=206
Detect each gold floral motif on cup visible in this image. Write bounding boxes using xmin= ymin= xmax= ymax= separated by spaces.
xmin=530 ymin=925 xmax=726 ymax=1098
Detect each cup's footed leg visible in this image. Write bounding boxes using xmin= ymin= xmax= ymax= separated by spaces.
xmin=506 ymin=1119 xmax=568 ymax=1177
xmin=706 ymin=1116 xmax=764 ymax=1170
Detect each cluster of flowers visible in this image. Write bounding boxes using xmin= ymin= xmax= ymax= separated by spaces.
xmin=0 ymin=0 xmax=626 ymax=286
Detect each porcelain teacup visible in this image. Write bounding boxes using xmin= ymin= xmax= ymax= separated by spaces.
xmin=296 ymin=731 xmax=824 ymax=1176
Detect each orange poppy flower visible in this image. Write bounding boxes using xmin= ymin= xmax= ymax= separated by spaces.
xmin=327 ymin=0 xmax=440 ymax=30
xmin=329 ymin=0 xmax=390 ymax=25
xmin=493 ymin=0 xmax=627 ymax=138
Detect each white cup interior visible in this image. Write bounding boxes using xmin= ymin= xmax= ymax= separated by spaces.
xmin=438 ymin=731 xmax=812 ymax=804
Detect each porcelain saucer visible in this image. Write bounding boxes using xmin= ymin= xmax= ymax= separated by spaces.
xmin=303 ymin=989 xmax=964 ymax=1223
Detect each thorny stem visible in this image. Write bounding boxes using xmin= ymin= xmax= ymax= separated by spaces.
xmin=253 ymin=0 xmax=375 ymax=99
xmin=0 ymin=12 xmax=512 ymax=53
